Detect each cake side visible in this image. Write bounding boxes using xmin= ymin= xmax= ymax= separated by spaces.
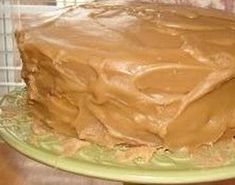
xmin=16 ymin=1 xmax=235 ymax=150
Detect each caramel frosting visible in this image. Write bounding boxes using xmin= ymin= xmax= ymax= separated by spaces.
xmin=16 ymin=1 xmax=235 ymax=150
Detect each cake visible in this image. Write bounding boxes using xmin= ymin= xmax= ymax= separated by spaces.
xmin=16 ymin=1 xmax=235 ymax=150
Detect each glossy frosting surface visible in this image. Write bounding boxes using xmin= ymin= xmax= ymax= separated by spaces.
xmin=16 ymin=1 xmax=235 ymax=149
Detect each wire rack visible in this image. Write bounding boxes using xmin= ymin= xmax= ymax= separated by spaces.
xmin=0 ymin=0 xmax=91 ymax=97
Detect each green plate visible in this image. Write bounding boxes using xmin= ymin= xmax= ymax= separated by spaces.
xmin=1 ymin=88 xmax=235 ymax=184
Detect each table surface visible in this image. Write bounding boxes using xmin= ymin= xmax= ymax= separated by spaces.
xmin=1 ymin=141 xmax=235 ymax=185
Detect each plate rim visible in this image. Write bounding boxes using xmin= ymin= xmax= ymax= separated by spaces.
xmin=1 ymin=127 xmax=235 ymax=184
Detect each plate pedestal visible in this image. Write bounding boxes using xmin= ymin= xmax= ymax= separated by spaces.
xmin=1 ymin=89 xmax=235 ymax=185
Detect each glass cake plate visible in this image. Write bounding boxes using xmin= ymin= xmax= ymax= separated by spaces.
xmin=1 ymin=88 xmax=235 ymax=185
